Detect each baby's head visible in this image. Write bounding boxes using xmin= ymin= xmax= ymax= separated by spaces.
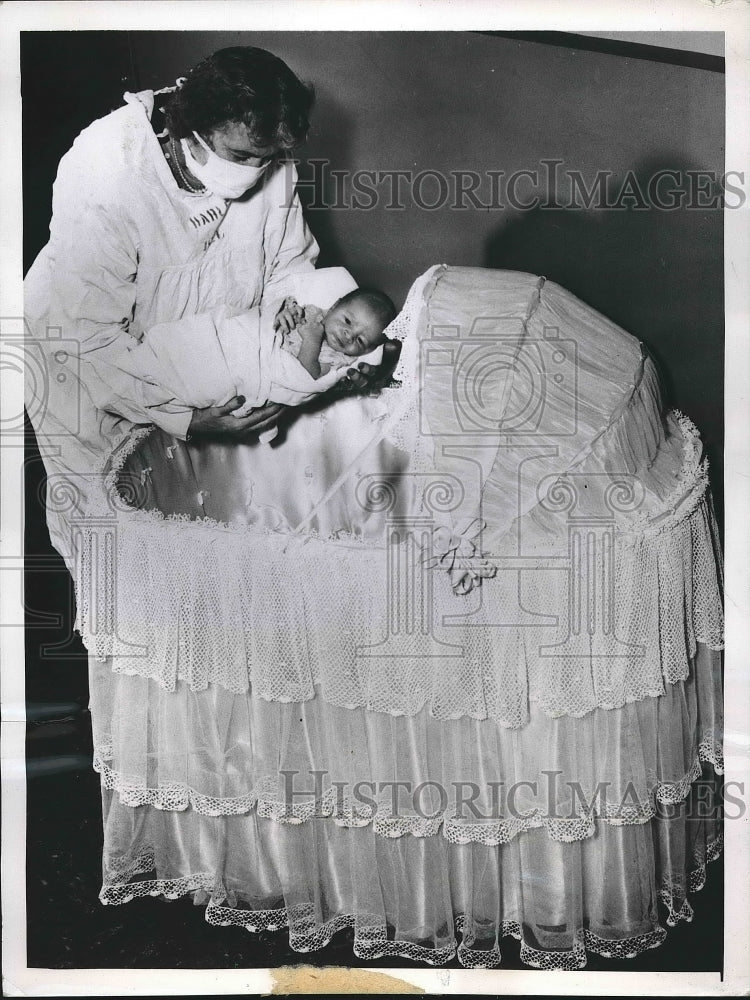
xmin=322 ymin=288 xmax=397 ymax=357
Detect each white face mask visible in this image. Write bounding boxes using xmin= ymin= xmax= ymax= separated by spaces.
xmin=180 ymin=131 xmax=270 ymax=199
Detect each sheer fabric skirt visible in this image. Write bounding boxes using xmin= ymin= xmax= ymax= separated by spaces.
xmin=93 ymin=643 xmax=723 ymax=970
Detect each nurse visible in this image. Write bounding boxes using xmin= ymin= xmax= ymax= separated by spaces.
xmin=24 ymin=46 xmax=390 ymax=566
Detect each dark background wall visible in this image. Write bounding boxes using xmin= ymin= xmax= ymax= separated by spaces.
xmin=22 ymin=30 xmax=724 ymax=971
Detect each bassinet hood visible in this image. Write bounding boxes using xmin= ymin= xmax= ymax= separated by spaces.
xmin=390 ymin=265 xmax=672 ymax=551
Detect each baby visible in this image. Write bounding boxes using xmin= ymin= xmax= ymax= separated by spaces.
xmin=110 ymin=270 xmax=398 ymax=436
xmin=274 ymin=288 xmax=397 ymax=380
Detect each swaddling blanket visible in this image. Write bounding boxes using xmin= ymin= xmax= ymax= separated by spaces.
xmin=111 ymin=267 xmax=383 ymax=413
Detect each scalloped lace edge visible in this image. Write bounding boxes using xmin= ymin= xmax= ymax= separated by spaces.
xmin=82 ymin=651 xmax=725 ymax=723
xmin=98 ymin=833 xmax=722 ymax=970
xmin=94 ymin=742 xmax=723 ymax=839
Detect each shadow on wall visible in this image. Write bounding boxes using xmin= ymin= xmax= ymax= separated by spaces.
xmin=484 ymin=153 xmax=725 ymax=518
xmin=295 ymin=90 xmax=355 ymax=273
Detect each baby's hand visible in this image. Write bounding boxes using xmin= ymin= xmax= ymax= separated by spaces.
xmin=301 ymin=304 xmax=325 ymax=324
xmin=274 ymin=296 xmax=303 ymax=334
xmin=297 ymin=315 xmax=325 ymax=342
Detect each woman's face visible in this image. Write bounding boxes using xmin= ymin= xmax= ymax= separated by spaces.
xmin=186 ymin=122 xmax=280 ymax=166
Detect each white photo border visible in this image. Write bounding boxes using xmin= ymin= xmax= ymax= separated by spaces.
xmin=2 ymin=1 xmax=748 ymax=995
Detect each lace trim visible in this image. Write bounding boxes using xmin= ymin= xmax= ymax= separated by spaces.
xmin=98 ymin=832 xmax=722 ymax=970
xmin=658 ymin=832 xmax=724 ymax=927
xmin=93 ymin=746 xmax=722 ymax=837
xmin=620 ymin=411 xmax=711 ymax=538
xmin=387 ymin=263 xmax=446 ymax=387
xmin=77 ymin=483 xmax=724 ymax=717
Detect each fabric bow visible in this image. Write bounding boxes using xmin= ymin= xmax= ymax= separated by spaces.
xmin=423 ymin=517 xmax=497 ymax=595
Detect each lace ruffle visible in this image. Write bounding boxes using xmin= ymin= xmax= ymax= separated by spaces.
xmin=89 ymin=649 xmax=722 ymax=837
xmin=93 ymin=746 xmax=721 ymax=841
xmin=75 ymin=454 xmax=723 ymax=726
xmin=98 ymin=827 xmax=723 ymax=970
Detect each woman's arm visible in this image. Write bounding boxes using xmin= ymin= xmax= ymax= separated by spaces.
xmin=260 ymin=162 xmax=320 ymax=312
xmin=33 ymin=149 xmax=282 ymax=442
xmin=187 ymin=398 xmax=285 ymax=439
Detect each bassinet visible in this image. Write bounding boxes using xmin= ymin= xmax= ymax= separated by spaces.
xmin=74 ymin=266 xmax=724 ymax=969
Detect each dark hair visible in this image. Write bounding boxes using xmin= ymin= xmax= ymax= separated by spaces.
xmin=165 ymin=46 xmax=314 ymax=148
xmin=339 ymin=288 xmax=398 ymax=334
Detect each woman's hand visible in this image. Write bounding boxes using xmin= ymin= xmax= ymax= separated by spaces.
xmin=339 ymin=338 xmax=403 ymax=394
xmin=187 ymin=397 xmax=285 ymax=440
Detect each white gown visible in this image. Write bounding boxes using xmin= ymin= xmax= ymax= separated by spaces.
xmin=74 ymin=266 xmax=723 ymax=969
xmin=23 ymin=88 xmax=319 ymax=570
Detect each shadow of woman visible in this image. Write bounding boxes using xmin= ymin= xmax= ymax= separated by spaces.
xmin=295 ymin=88 xmax=356 ymax=272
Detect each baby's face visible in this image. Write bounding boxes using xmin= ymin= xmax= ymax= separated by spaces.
xmin=322 ymin=298 xmax=385 ymax=357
